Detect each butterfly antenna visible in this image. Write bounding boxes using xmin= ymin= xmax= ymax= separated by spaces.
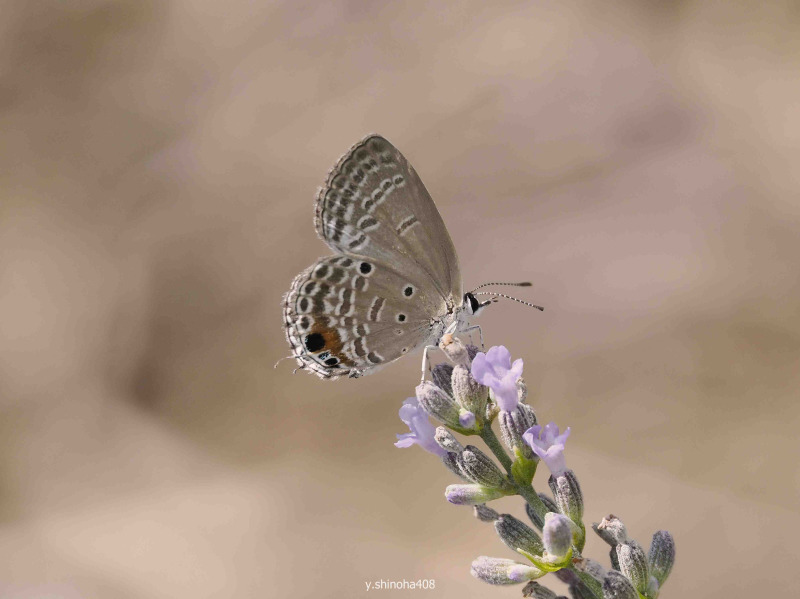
xmin=474 ymin=292 xmax=544 ymax=311
xmin=470 ymin=281 xmax=532 ymax=292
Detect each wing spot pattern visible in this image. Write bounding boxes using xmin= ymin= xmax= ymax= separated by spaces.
xmin=368 ymin=296 xmax=385 ymax=322
xmin=327 ymin=268 xmax=347 ymax=284
xmin=397 ymin=215 xmax=419 ymax=236
xmin=337 ymin=289 xmax=355 ymax=316
xmin=357 ymin=215 xmax=379 ymax=231
xmin=348 ymin=233 xmax=368 ymax=250
xmin=353 ymin=337 xmax=368 ymax=357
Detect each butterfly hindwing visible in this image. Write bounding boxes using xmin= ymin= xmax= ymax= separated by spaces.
xmin=314 ymin=135 xmax=462 ymax=305
xmin=283 ymin=254 xmax=441 ymax=378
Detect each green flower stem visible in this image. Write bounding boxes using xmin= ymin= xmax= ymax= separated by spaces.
xmin=480 ymin=426 xmax=512 ymax=474
xmin=516 ymin=482 xmax=549 ymax=526
xmin=479 ymin=425 xmax=550 ymax=528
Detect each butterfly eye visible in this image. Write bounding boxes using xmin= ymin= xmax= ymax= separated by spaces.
xmin=464 ymin=293 xmax=482 ymax=315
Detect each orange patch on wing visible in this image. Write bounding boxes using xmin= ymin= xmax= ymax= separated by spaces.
xmin=304 ymin=323 xmax=356 ymax=368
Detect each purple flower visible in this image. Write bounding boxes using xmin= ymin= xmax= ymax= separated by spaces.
xmin=459 ymin=411 xmax=476 ymax=428
xmin=445 ymin=484 xmax=509 ymax=505
xmin=470 ymin=557 xmax=544 ymax=585
xmin=522 ymin=422 xmax=571 ymax=477
xmin=471 ymin=346 xmax=523 ymax=412
xmin=543 ymin=513 xmax=574 ymax=559
xmin=395 ymin=397 xmax=447 ymax=456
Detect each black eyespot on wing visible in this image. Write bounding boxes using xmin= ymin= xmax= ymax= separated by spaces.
xmin=304 ymin=333 xmax=325 ymax=352
xmin=397 ymin=313 xmax=406 ymax=322
xmin=403 ymin=286 xmax=414 ymax=297
xmin=325 ymin=357 xmax=338 ymax=366
xmin=360 ymin=262 xmax=372 ymax=275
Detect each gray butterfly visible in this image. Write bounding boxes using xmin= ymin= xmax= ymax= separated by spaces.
xmin=282 ymin=135 xmax=537 ymax=379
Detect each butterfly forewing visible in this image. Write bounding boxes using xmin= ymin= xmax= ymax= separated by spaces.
xmin=314 ymin=135 xmax=462 ymax=303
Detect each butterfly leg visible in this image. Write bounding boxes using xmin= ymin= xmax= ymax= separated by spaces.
xmin=460 ymin=325 xmax=484 ymax=349
xmin=420 ymin=344 xmax=440 ymax=384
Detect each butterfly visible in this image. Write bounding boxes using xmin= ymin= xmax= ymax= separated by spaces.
xmin=282 ymin=134 xmax=538 ymax=380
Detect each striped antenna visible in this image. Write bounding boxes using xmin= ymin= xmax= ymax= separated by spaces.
xmin=474 ymin=291 xmax=544 ymax=311
xmin=470 ymin=281 xmax=532 ymax=292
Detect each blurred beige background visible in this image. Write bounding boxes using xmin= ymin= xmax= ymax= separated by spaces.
xmin=1 ymin=1 xmax=798 ymax=597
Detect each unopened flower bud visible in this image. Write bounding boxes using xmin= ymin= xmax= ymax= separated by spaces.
xmin=522 ymin=581 xmax=562 ymax=599
xmin=543 ymin=513 xmax=574 ymax=559
xmin=648 ymin=530 xmax=675 ymax=586
xmin=440 ymin=334 xmax=470 ymax=366
xmin=647 ymin=575 xmax=660 ymax=597
xmin=435 ymin=427 xmax=464 ymax=453
xmin=445 ymin=484 xmax=510 ymax=505
xmin=466 ymin=344 xmax=480 ymax=362
xmin=451 ymin=364 xmax=488 ymax=415
xmin=609 ymin=548 xmax=620 ymax=572
xmin=494 ymin=514 xmax=544 ymax=557
xmin=517 ymin=401 xmax=536 ymax=425
xmin=570 ymin=582 xmax=597 ymax=599
xmin=571 ymin=557 xmax=606 ymax=584
xmin=416 ymin=381 xmax=460 ymax=427
xmin=616 ymin=541 xmax=649 ymax=594
xmin=549 ymin=470 xmax=584 ymax=524
xmin=517 ymin=376 xmax=529 ymax=402
xmin=431 ymin=363 xmax=454 ymax=396
xmin=471 ymin=556 xmax=544 ymax=585
xmin=602 ymin=570 xmax=638 ymax=599
xmin=486 ymin=400 xmax=500 ymax=422
xmin=593 ymin=515 xmax=628 ymax=546
xmin=441 ymin=452 xmax=470 ymax=480
xmin=458 ymin=445 xmax=511 ymax=490
xmin=499 ymin=406 xmax=537 ymax=458
xmin=526 ymin=494 xmax=559 ymax=529
xmin=474 ymin=504 xmax=500 ymax=522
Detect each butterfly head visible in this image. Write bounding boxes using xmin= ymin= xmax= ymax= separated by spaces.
xmin=463 ymin=292 xmax=493 ymax=317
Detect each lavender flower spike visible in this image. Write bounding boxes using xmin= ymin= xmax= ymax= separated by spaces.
xmin=522 ymin=422 xmax=571 ymax=477
xmin=471 ymin=346 xmax=524 ymax=412
xmin=395 ymin=397 xmax=447 ymax=457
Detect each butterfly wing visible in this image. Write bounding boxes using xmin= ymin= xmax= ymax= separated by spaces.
xmin=314 ymin=135 xmax=462 ymax=304
xmin=283 ymin=255 xmax=438 ymax=378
